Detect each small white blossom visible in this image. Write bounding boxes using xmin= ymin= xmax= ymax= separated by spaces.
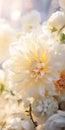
xmin=32 ymin=97 xmax=58 ymax=117
xmin=48 ymin=11 xmax=65 ymax=30
xmin=43 ymin=97 xmax=58 ymax=117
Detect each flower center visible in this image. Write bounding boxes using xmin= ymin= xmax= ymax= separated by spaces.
xmin=31 ymin=60 xmax=46 ymax=82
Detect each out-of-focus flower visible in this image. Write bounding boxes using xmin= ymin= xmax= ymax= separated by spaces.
xmin=47 ymin=11 xmax=65 ymax=43
xmin=3 ymin=31 xmax=63 ymax=102
xmin=0 ymin=69 xmax=24 ymax=125
xmin=45 ymin=111 xmax=65 ymax=130
xmin=0 ymin=95 xmax=24 ymax=127
xmin=0 ymin=20 xmax=16 ymax=63
xmin=3 ymin=113 xmax=35 ymax=130
xmin=54 ymin=69 xmax=65 ymax=102
xmin=21 ymin=10 xmax=41 ymax=32
xmin=48 ymin=11 xmax=65 ymax=31
xmin=59 ymin=0 xmax=65 ymax=10
xmin=51 ymin=44 xmax=65 ymax=101
xmin=32 ymin=97 xmax=58 ymax=117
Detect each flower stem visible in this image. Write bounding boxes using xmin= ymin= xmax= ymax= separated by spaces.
xmin=29 ymin=104 xmax=38 ymax=128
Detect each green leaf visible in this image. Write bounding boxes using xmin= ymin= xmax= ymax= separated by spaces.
xmin=0 ymin=84 xmax=5 ymax=94
xmin=60 ymin=33 xmax=65 ymax=42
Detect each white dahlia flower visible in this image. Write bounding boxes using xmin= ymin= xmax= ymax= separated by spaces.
xmin=48 ymin=11 xmax=65 ymax=31
xmin=32 ymin=97 xmax=58 ymax=117
xmin=21 ymin=10 xmax=41 ymax=32
xmin=54 ymin=68 xmax=65 ymax=101
xmin=2 ymin=37 xmax=55 ymax=95
xmin=0 ymin=20 xmax=16 ymax=63
xmin=51 ymin=44 xmax=65 ymax=100
xmin=3 ymin=31 xmax=65 ymax=102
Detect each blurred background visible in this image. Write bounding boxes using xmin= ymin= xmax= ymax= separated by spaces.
xmin=0 ymin=0 xmax=59 ymax=28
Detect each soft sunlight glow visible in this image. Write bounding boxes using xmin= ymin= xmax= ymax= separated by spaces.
xmin=11 ymin=10 xmax=21 ymax=21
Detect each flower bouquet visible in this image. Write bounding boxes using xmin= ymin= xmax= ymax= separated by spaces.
xmin=0 ymin=0 xmax=65 ymax=130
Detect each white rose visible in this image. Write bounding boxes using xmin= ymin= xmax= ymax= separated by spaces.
xmin=48 ymin=11 xmax=65 ymax=30
xmin=59 ymin=0 xmax=65 ymax=10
